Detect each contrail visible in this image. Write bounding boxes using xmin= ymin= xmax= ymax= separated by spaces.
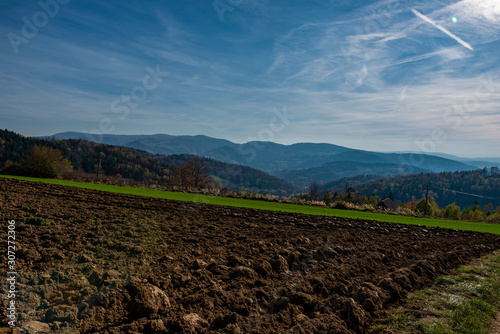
xmin=411 ymin=8 xmax=474 ymax=51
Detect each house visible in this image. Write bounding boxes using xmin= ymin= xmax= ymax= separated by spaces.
xmin=376 ymin=198 xmax=399 ymax=212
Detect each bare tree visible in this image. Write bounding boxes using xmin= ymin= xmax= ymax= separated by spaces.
xmin=172 ymin=164 xmax=192 ymax=189
xmin=187 ymin=157 xmax=210 ymax=188
xmin=172 ymin=157 xmax=210 ymax=189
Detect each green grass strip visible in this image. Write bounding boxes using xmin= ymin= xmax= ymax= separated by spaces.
xmin=2 ymin=174 xmax=500 ymax=235
xmin=371 ymin=251 xmax=500 ymax=334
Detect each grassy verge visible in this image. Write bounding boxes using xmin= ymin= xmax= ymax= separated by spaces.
xmin=2 ymin=174 xmax=500 ymax=235
xmin=371 ymin=251 xmax=500 ymax=334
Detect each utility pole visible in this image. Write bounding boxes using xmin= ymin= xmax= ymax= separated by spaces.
xmin=96 ymin=155 xmax=102 ymax=181
xmin=425 ymin=183 xmax=429 ymax=216
xmin=345 ymin=182 xmax=348 ymax=195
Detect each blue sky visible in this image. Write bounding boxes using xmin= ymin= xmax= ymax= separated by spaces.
xmin=1 ymin=0 xmax=499 ymax=157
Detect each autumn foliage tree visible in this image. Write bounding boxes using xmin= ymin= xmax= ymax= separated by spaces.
xmin=2 ymin=145 xmax=72 ymax=178
xmin=22 ymin=145 xmax=72 ymax=178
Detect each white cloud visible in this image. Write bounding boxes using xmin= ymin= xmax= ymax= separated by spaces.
xmin=1 ymin=0 xmax=499 ymax=157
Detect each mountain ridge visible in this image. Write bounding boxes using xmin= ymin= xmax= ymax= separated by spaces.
xmin=277 ymin=161 xmax=430 ymax=186
xmin=47 ymin=132 xmax=480 ymax=181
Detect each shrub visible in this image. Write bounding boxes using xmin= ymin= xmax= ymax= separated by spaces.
xmin=486 ymin=213 xmax=500 ymax=224
xmin=416 ymin=197 xmax=438 ymax=216
xmin=462 ymin=208 xmax=487 ymax=222
xmin=334 ymin=199 xmax=349 ymax=210
xmin=8 ymin=146 xmax=73 ymax=178
xmin=29 ymin=145 xmax=72 ymax=178
xmin=443 ymin=204 xmax=461 ymax=220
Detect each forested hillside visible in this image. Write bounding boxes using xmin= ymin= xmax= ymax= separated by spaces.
xmin=0 ymin=130 xmax=295 ymax=193
xmin=0 ymin=129 xmax=173 ymax=185
xmin=324 ymin=169 xmax=500 ymax=209
xmin=158 ymin=154 xmax=295 ymax=194
xmin=278 ymin=161 xmax=429 ymax=185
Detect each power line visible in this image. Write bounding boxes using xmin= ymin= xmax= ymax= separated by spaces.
xmin=431 ymin=186 xmax=500 ymax=200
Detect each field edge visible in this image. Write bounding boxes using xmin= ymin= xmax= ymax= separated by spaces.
xmin=370 ymin=250 xmax=500 ymax=334
xmin=2 ymin=174 xmax=499 ymax=235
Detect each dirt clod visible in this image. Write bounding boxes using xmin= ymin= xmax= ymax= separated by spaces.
xmin=126 ymin=281 xmax=171 ymax=318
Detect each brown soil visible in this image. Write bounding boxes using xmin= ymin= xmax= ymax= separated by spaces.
xmin=491 ymin=314 xmax=500 ymax=334
xmin=1 ymin=177 xmax=499 ymax=333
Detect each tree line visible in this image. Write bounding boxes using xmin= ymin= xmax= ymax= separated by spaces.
xmin=298 ymin=176 xmax=500 ymax=223
xmin=321 ymin=169 xmax=500 ymax=209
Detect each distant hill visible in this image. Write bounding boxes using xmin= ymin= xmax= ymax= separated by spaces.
xmin=325 ymin=151 xmax=475 ymax=173
xmin=205 ymin=141 xmax=353 ymax=174
xmin=322 ymin=169 xmax=500 ymax=209
xmin=42 ymin=132 xmax=165 ymax=146
xmin=48 ymin=133 xmax=478 ymax=183
xmin=320 ymin=174 xmax=386 ymax=191
xmin=46 ymin=132 xmax=236 ymax=156
xmin=391 ymin=151 xmax=500 ymax=169
xmin=2 ymin=130 xmax=295 ymax=194
xmin=127 ymin=135 xmax=235 ymax=156
xmin=278 ymin=161 xmax=429 ymax=186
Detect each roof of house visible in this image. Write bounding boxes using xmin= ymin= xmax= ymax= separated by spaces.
xmin=376 ymin=198 xmax=399 ymax=211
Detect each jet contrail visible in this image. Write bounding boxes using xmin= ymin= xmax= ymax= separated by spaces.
xmin=411 ymin=8 xmax=474 ymax=51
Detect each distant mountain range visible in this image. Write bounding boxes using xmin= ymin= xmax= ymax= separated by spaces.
xmin=47 ymin=132 xmax=498 ymax=186
xmin=277 ymin=162 xmax=428 ymax=186
xmin=390 ymin=151 xmax=500 ymax=169
xmin=4 ymin=129 xmax=498 ymax=206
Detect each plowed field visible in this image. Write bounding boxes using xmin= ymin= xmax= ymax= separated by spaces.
xmin=1 ymin=178 xmax=499 ymax=333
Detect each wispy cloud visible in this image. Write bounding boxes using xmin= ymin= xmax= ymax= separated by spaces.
xmin=0 ymin=0 xmax=499 ymax=157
